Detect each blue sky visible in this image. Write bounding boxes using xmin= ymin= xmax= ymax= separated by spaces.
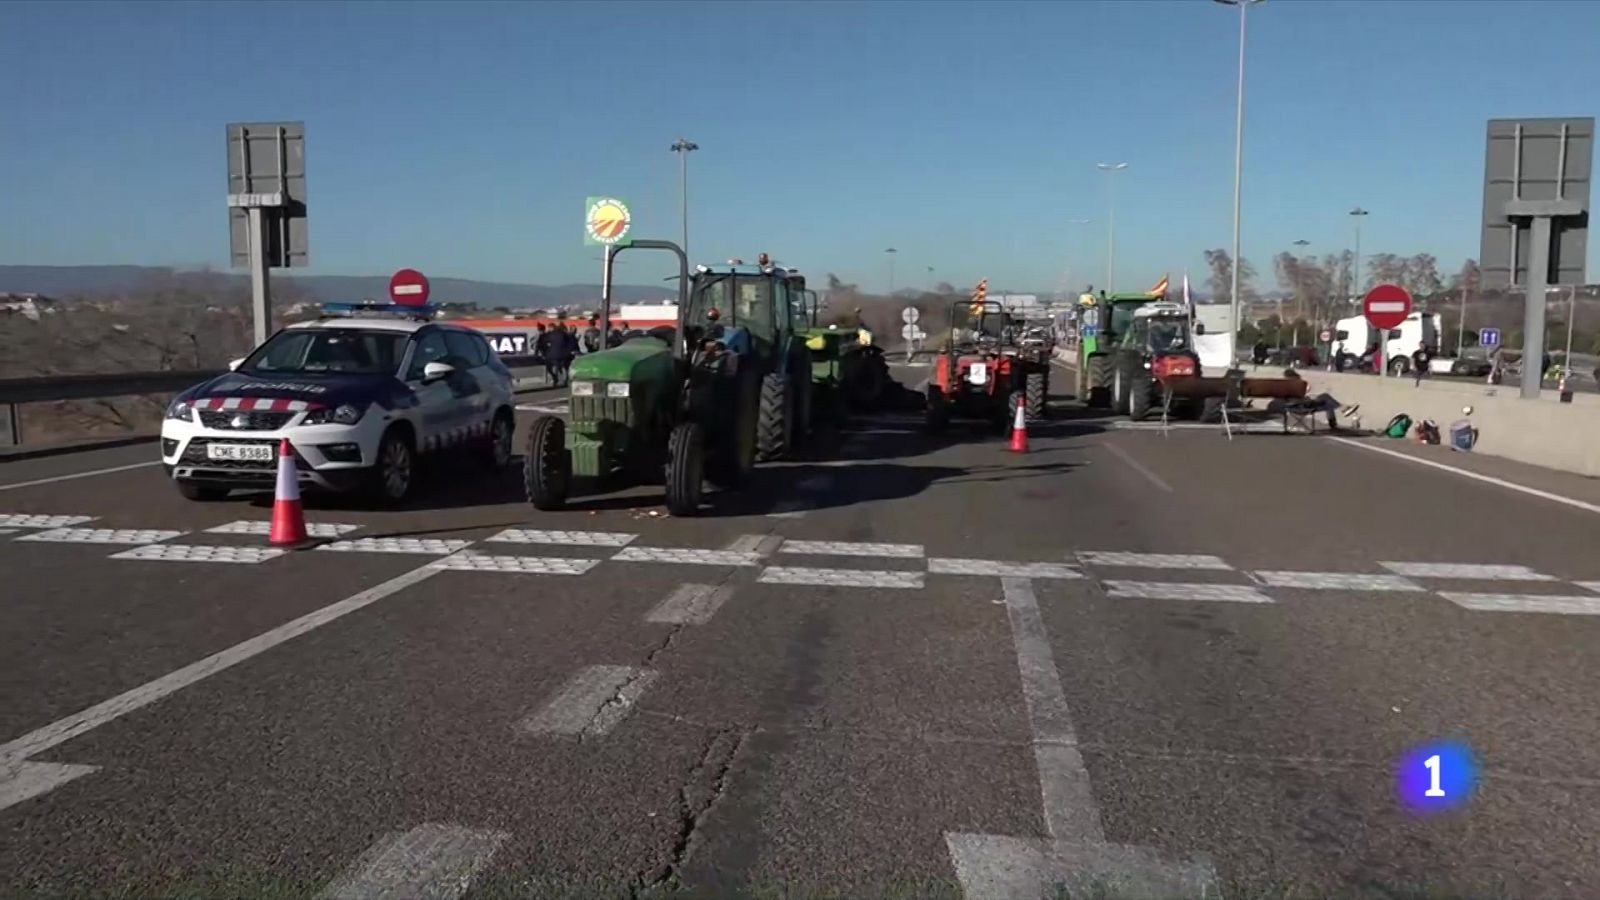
xmin=3 ymin=0 xmax=1597 ymax=294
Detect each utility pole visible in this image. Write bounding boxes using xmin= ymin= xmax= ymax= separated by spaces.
xmin=1290 ymin=238 xmax=1309 ymax=347
xmin=885 ymin=247 xmax=898 ymax=296
xmin=1349 ymin=207 xmax=1369 ymax=309
xmin=669 ymin=138 xmax=698 ymax=258
xmin=1096 ymin=163 xmax=1127 ymax=292
xmin=1214 ymin=0 xmax=1263 ymax=358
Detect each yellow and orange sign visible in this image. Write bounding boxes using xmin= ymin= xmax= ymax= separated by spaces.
xmin=584 ymin=196 xmax=632 ymax=246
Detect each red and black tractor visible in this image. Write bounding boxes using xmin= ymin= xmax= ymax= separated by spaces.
xmin=924 ymin=300 xmax=1042 ymax=433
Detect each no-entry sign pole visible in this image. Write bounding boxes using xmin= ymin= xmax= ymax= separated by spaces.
xmin=1363 ymin=283 xmax=1413 ymax=379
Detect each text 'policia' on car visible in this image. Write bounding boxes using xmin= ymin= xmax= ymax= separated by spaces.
xmin=160 ymin=301 xmax=515 ymax=504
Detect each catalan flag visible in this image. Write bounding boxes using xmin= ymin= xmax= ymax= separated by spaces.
xmin=1147 ymin=274 xmax=1170 ymax=298
xmin=970 ymin=278 xmax=988 ymax=315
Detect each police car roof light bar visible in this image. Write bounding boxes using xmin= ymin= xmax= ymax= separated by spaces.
xmin=318 ymin=301 xmax=439 ymax=320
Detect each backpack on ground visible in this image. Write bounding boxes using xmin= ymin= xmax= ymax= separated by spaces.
xmin=1414 ymin=419 xmax=1441 ymax=445
xmin=1384 ymin=413 xmax=1413 ymax=438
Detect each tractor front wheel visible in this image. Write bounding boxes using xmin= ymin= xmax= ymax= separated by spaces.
xmin=523 ymin=416 xmax=571 ymax=510
xmin=665 ymin=422 xmax=705 ymax=517
xmin=1129 ymin=380 xmax=1154 ymax=421
xmin=1025 ymin=370 xmax=1047 ymax=419
xmin=1086 ymin=354 xmax=1114 ymax=408
xmin=757 ymin=373 xmax=791 ymax=462
xmin=708 ymin=372 xmax=759 ymax=488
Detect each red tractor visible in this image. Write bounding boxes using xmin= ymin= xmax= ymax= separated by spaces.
xmin=924 ymin=300 xmax=1037 ymax=434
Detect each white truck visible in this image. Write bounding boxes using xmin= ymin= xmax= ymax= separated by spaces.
xmin=1331 ymin=312 xmax=1440 ymax=375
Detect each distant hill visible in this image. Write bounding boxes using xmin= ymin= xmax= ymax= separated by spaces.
xmin=0 ymin=265 xmax=669 ymax=307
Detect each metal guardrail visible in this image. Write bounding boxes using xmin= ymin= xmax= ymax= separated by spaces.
xmin=0 ymin=361 xmax=553 ymax=448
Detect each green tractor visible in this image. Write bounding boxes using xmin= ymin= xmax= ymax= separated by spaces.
xmin=1079 ymin=291 xmax=1164 ymax=408
xmin=796 ymin=289 xmax=890 ymax=415
xmin=523 ymin=244 xmax=814 ymax=516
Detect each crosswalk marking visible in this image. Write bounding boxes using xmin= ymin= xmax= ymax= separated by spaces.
xmin=1578 ymin=582 xmax=1600 ymax=595
xmin=484 ymin=528 xmax=636 ymax=547
xmin=317 ymin=537 xmax=473 ymax=555
xmin=319 ymin=823 xmax=508 ymax=900
xmin=758 ymin=566 xmax=924 ymax=589
xmin=612 ymin=546 xmax=763 ymax=567
xmin=0 ymin=514 xmax=96 ymax=529
xmin=0 ymin=761 xmax=99 ymax=814
xmin=1441 ymin=593 xmax=1600 ymax=616
xmin=1380 ymin=562 xmax=1556 ymax=581
xmin=430 ymin=553 xmax=600 ymax=575
xmin=646 ymin=584 xmax=736 ymax=625
xmin=111 ymin=544 xmax=286 ymax=564
xmin=1103 ymin=580 xmax=1273 ymax=603
xmin=929 ymin=558 xmax=1083 ymax=579
xmin=19 ymin=527 xmax=182 ymax=545
xmin=1077 ymin=551 xmax=1231 ymax=570
xmin=780 ymin=540 xmax=925 ymax=558
xmin=1253 ymin=571 xmax=1424 ymax=591
xmin=522 ymin=665 xmax=657 ymax=737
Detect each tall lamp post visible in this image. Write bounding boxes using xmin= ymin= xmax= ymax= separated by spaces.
xmin=1348 ymin=207 xmax=1369 ymax=310
xmin=669 ymin=138 xmax=698 ymax=257
xmin=1096 ymin=163 xmax=1127 ymax=292
xmin=1215 ymin=0 xmax=1264 ymax=358
xmin=1290 ymin=238 xmax=1309 ymax=346
xmin=885 ymin=247 xmax=898 ymax=296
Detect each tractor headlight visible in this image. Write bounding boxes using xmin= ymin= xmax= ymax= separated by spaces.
xmin=571 ymin=381 xmax=596 ymax=397
xmin=303 ymin=403 xmax=365 ymax=426
xmin=165 ymin=399 xmax=195 ymax=422
xmin=605 ymin=382 xmax=631 ymax=398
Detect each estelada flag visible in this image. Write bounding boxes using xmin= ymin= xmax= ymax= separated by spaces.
xmin=1147 ymin=274 xmax=1170 ymax=297
xmin=970 ymin=278 xmax=988 ymax=315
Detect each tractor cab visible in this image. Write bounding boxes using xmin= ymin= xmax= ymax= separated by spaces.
xmin=1125 ymin=302 xmax=1194 ymax=354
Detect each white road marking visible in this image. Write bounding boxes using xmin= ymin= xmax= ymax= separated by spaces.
xmin=0 ymin=460 xmax=161 ymax=492
xmin=17 ymin=527 xmax=182 ymax=545
xmin=207 ymin=520 xmax=360 ymax=538
xmin=515 ymin=402 xmax=569 ymax=415
xmin=1379 ymin=562 xmax=1555 ymax=581
xmin=946 ymin=579 xmax=1220 ymax=898
xmin=1253 ymin=571 xmax=1424 ymax=592
xmin=612 ymin=546 xmax=763 ymax=567
xmin=1112 ymin=420 xmax=1287 ymax=434
xmin=0 ymin=514 xmax=97 ymax=528
xmin=0 ymin=528 xmax=14 ymax=537
xmin=521 ymin=665 xmax=657 ymax=737
xmin=764 ymin=500 xmax=809 ymax=519
xmin=1336 ymin=438 xmax=1600 ymax=517
xmin=757 ymin=566 xmax=925 ymax=589
xmin=111 ymin=544 xmax=287 ymax=564
xmin=0 ymin=564 xmax=443 ymax=770
xmin=317 ymin=537 xmax=473 ymax=555
xmin=319 ymin=823 xmax=509 ymax=900
xmin=1077 ymin=551 xmax=1231 ymax=570
xmin=646 ymin=583 xmax=736 ymax=625
xmin=483 ymin=528 xmax=636 ymax=547
xmin=1102 ymin=442 xmax=1172 ymax=492
xmin=945 ymin=833 xmax=1220 ymax=900
xmin=1442 ymin=593 xmax=1600 ymax=616
xmin=430 ymin=553 xmax=599 ymax=575
xmin=723 ymin=533 xmax=785 ymax=556
xmin=929 ymin=558 xmax=1084 ymax=579
xmin=1579 ymin=582 xmax=1600 ymax=595
xmin=0 ymin=761 xmax=100 ymax=814
xmin=999 ymin=578 xmax=1101 ymax=841
xmin=779 ymin=540 xmax=925 ymax=558
xmin=1103 ymin=581 xmax=1274 ymax=603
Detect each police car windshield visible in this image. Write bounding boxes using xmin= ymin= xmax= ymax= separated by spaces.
xmin=241 ymin=329 xmax=408 ymax=376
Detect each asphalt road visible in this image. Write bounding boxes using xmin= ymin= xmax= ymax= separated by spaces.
xmin=4 ymin=361 xmax=1600 ymax=898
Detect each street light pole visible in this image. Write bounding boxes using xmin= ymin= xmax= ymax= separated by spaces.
xmin=885 ymin=247 xmax=898 ymax=296
xmin=1349 ymin=207 xmax=1368 ymax=310
xmin=1096 ymin=163 xmax=1127 ymax=292
xmin=669 ymin=138 xmax=698 ymax=257
xmin=1290 ymin=238 xmax=1309 ymax=347
xmin=1215 ymin=0 xmax=1263 ymax=358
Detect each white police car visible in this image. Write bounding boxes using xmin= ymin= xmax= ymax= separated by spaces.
xmin=161 ymin=303 xmax=515 ymax=503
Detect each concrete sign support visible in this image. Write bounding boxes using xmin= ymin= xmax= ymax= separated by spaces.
xmin=227 ymin=122 xmax=308 ymax=347
xmin=1480 ymin=118 xmax=1592 ymax=399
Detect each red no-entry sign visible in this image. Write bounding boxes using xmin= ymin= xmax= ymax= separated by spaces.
xmin=389 ymin=268 xmax=431 ymax=306
xmin=1363 ymin=283 xmax=1412 ymax=330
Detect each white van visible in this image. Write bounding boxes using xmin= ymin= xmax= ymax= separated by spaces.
xmin=1331 ymin=312 xmax=1440 ymax=375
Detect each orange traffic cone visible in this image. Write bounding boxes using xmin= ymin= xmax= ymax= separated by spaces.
xmin=1008 ymin=400 xmax=1029 ymax=453
xmin=269 ymin=438 xmax=308 ymax=546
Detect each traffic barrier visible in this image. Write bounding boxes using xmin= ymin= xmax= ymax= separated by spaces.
xmin=1008 ymin=401 xmax=1029 ymax=453
xmin=269 ymin=438 xmax=308 ymax=546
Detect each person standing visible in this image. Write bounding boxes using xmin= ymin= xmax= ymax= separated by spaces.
xmin=1411 ymin=345 xmax=1429 ymax=387
xmin=582 ymin=316 xmax=602 ymax=354
xmin=533 ymin=323 xmax=553 ymax=385
xmin=546 ymin=324 xmax=574 ymax=387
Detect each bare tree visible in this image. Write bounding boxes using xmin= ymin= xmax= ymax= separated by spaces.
xmin=1366 ymin=253 xmax=1406 ymax=288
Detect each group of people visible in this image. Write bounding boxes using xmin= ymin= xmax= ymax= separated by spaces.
xmin=532 ymin=317 xmax=630 ymax=387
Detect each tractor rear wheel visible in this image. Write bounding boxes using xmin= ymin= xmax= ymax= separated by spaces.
xmin=523 ymin=415 xmax=570 ymax=511
xmin=665 ymin=422 xmax=705 ymax=517
xmin=1025 ymin=370 xmax=1047 ymax=419
xmin=924 ymin=385 xmax=948 ymax=434
xmin=757 ymin=373 xmax=791 ymax=462
xmin=1086 ymin=354 xmax=1114 ymax=408
xmin=1112 ymin=361 xmax=1134 ymax=415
